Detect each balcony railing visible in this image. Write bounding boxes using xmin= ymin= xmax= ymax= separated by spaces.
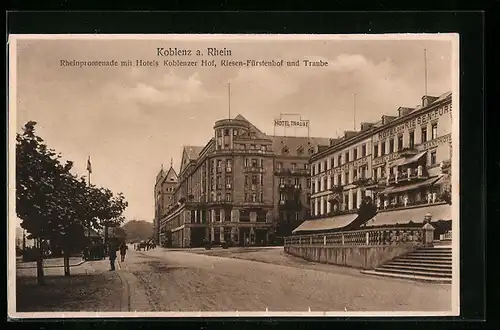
xmin=279 ymin=183 xmax=302 ymax=191
xmin=274 ymin=168 xmax=310 ymax=176
xmin=284 ymin=226 xmax=424 ymax=247
xmin=244 ymin=166 xmax=265 ymax=173
xmin=330 ymin=185 xmax=344 ymax=193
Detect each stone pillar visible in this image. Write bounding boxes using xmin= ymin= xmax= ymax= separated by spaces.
xmin=327 ymin=175 xmax=331 ymax=190
xmin=194 ymin=210 xmax=198 ymax=224
xmin=231 ymin=209 xmax=240 ymax=222
xmin=326 ymin=197 xmax=331 ymax=213
xmin=357 ymin=188 xmax=362 ymax=208
xmin=423 ymin=223 xmax=435 ymax=247
xmin=220 ymin=209 xmax=225 ymax=222
xmin=250 ymin=211 xmax=257 ymax=223
xmin=211 ymin=209 xmax=216 ymax=223
xmin=219 ymin=227 xmax=225 ymax=242
xmin=314 ymin=198 xmax=319 ymax=216
xmin=210 ymin=227 xmax=215 ymax=241
xmin=320 ymin=196 xmax=324 ymax=214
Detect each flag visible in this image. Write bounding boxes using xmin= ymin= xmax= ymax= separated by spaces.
xmin=87 ymin=156 xmax=92 ymax=174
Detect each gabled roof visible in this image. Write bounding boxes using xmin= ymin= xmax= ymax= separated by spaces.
xmin=162 ymin=166 xmax=178 ymax=184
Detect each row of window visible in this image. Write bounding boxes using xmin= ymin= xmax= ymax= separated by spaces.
xmin=311 ymin=190 xmax=367 ymax=213
xmin=312 ymin=143 xmax=368 ymax=175
xmin=373 ymin=123 xmax=438 ymax=158
xmin=312 ymin=165 xmax=369 ymax=193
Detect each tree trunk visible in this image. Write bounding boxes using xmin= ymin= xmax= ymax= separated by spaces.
xmin=63 ymin=247 xmax=70 ymax=276
xmin=104 ymin=225 xmax=109 ymax=245
xmin=36 ymin=238 xmax=45 ymax=285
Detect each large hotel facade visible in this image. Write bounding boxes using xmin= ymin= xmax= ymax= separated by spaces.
xmin=294 ymin=91 xmax=453 ymax=233
xmin=154 ymin=92 xmax=453 ymax=246
xmin=154 ymin=115 xmax=329 ymax=247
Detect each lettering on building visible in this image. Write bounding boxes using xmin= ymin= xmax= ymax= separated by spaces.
xmin=274 ymin=119 xmax=309 ymax=127
xmin=323 ymin=156 xmax=370 ymax=175
xmin=377 ymin=103 xmax=452 ymax=140
xmin=372 ymin=133 xmax=452 ymax=166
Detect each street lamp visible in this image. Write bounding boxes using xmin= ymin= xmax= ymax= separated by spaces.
xmin=424 ymin=212 xmax=432 ymax=224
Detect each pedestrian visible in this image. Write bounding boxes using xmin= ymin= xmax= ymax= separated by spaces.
xmin=119 ymin=241 xmax=128 ymax=262
xmin=108 ymin=241 xmax=117 ymax=271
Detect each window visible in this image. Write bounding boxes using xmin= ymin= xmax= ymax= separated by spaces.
xmin=252 ymin=176 xmax=258 ymax=185
xmin=226 ymin=159 xmax=232 ymax=168
xmin=280 ymin=177 xmax=286 ymax=185
xmin=337 ymin=174 xmax=341 ymax=186
xmin=344 ymin=172 xmax=349 ymax=185
xmin=244 ymin=175 xmax=248 ymax=186
xmin=276 ymin=162 xmax=283 ymax=170
xmin=297 ymin=147 xmax=304 ymax=155
xmin=225 ymin=193 xmax=232 ymax=202
xmin=389 ymin=139 xmax=395 ymax=153
xmin=361 ymin=144 xmax=366 ymax=157
xmin=431 ymin=123 xmax=438 ymax=140
xmin=421 ymin=126 xmax=428 ymax=143
xmin=430 ymin=150 xmax=437 ymax=165
xmin=409 ymin=131 xmax=415 ymax=148
xmin=353 ymin=148 xmax=358 ymax=160
xmin=324 ymin=161 xmax=328 ymax=171
xmin=280 ymin=193 xmax=285 ymax=201
xmin=294 ymin=178 xmax=300 ymax=186
xmin=216 ymin=192 xmax=221 ymax=202
xmin=306 ymin=178 xmax=311 ymax=188
xmin=344 ymin=194 xmax=349 ymax=210
xmin=337 ymin=155 xmax=342 ymax=166
xmin=381 ymin=141 xmax=386 ymax=155
xmin=252 ymin=193 xmax=257 ymax=202
xmin=304 ymin=163 xmax=309 ymax=169
xmin=397 ymin=135 xmax=404 ymax=150
xmin=217 ymin=160 xmax=222 ymax=167
xmin=345 ymin=152 xmax=350 ymax=163
xmin=373 ymin=143 xmax=379 ymax=157
xmin=311 ymin=165 xmax=316 ymax=176
xmin=282 ymin=147 xmax=289 ymax=154
xmin=311 ymin=181 xmax=315 ymax=192
xmin=233 ymin=129 xmax=238 ymax=136
xmin=260 ymin=192 xmax=263 ymax=203
xmin=331 ymin=157 xmax=335 ymax=168
xmin=352 ymin=192 xmax=358 ymax=209
xmin=224 ymin=129 xmax=229 ymax=136
xmin=244 ymin=193 xmax=248 ymax=201
xmin=260 ymin=174 xmax=263 ymax=185
xmin=322 ymin=177 xmax=327 ymax=191
xmin=291 ymin=163 xmax=297 ymax=170
xmin=225 ymin=177 xmax=232 ymax=185
xmin=216 ymin=176 xmax=221 ymax=185
xmin=251 ymin=159 xmax=258 ymax=167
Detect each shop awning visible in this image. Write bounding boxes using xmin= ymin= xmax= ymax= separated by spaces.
xmin=365 ymin=203 xmax=452 ymax=227
xmin=400 ymin=151 xmax=427 ymax=166
xmin=389 ymin=158 xmax=406 ymax=167
xmin=379 ymin=176 xmax=441 ymax=195
xmin=292 ymin=213 xmax=358 ymax=234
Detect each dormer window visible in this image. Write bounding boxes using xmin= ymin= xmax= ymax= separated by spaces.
xmin=308 ymin=147 xmax=315 ymax=155
xmin=297 ymin=146 xmax=304 ymax=155
xmin=282 ymin=147 xmax=289 ymax=155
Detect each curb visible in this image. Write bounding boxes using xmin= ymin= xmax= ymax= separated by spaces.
xmin=116 ymin=259 xmax=131 ymax=312
xmin=16 ymin=260 xmax=87 ymax=269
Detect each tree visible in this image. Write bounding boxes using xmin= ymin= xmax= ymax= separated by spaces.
xmin=343 ymin=196 xmax=378 ymax=231
xmin=16 ymin=121 xmax=129 ymax=281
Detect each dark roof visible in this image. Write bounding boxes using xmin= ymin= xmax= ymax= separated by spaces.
xmin=271 ymin=136 xmax=331 ymax=157
xmin=184 ymin=145 xmax=204 ymax=160
xmin=233 ymin=114 xmax=270 ymax=140
xmin=162 ymin=166 xmax=178 ymax=183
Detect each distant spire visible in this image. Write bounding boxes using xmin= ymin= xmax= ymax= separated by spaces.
xmin=170 ymin=157 xmax=173 ymax=168
xmin=161 ymin=163 xmax=164 ymax=172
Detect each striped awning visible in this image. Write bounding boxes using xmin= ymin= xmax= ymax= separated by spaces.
xmin=292 ymin=213 xmax=358 ymax=234
xmin=379 ymin=176 xmax=441 ymax=195
xmin=365 ymin=203 xmax=452 ymax=227
xmin=400 ymin=151 xmax=427 ymax=166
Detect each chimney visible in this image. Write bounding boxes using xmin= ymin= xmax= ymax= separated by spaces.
xmin=329 ymin=138 xmax=341 ymax=146
xmin=422 ymin=95 xmax=439 ymax=107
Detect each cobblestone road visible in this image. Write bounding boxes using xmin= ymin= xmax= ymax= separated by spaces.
xmin=117 ymin=247 xmax=452 ymax=312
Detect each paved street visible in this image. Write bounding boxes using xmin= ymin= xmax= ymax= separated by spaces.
xmin=15 ymin=247 xmax=451 ymax=313
xmin=116 ymin=247 xmax=451 ymax=312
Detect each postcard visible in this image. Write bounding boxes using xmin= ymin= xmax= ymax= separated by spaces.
xmin=8 ymin=33 xmax=460 ymax=318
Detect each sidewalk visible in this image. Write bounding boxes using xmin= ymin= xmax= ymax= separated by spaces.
xmin=16 ymin=259 xmax=125 ymax=312
xmin=17 ymin=257 xmax=85 ymax=269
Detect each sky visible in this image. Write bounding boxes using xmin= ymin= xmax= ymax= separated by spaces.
xmin=13 ymin=35 xmax=454 ymax=223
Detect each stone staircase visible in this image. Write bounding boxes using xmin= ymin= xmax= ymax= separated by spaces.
xmin=362 ymin=245 xmax=452 ymax=283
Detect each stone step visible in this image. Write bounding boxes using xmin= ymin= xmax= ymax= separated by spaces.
xmin=379 ymin=264 xmax=452 ymax=274
xmin=387 ymin=260 xmax=452 ymax=269
xmin=398 ymin=255 xmax=452 ymax=262
xmin=373 ymin=266 xmax=452 ymax=278
xmin=361 ymin=270 xmax=452 ymax=284
xmin=409 ymin=253 xmax=452 ymax=258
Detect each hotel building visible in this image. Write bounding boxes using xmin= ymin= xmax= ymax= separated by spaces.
xmin=294 ymin=92 xmax=453 ymax=234
xmin=154 ymin=115 xmax=329 ymax=247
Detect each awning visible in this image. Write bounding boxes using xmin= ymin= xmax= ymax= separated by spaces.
xmin=389 ymin=158 xmax=406 ymax=167
xmin=400 ymin=151 xmax=427 ymax=166
xmin=365 ymin=203 xmax=452 ymax=227
xmin=292 ymin=213 xmax=358 ymax=234
xmin=379 ymin=176 xmax=441 ymax=195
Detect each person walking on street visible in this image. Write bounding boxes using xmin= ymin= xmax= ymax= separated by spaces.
xmin=108 ymin=241 xmax=117 ymax=271
xmin=119 ymin=241 xmax=128 ymax=262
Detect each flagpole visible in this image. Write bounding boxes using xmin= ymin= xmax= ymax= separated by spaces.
xmin=353 ymin=93 xmax=356 ymax=131
xmin=228 ymin=82 xmax=231 ymax=120
xmin=424 ymin=48 xmax=428 ymax=96
xmin=87 ymin=156 xmax=91 ymax=239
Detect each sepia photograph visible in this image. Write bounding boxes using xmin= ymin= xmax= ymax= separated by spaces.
xmin=8 ymin=34 xmax=459 ymax=318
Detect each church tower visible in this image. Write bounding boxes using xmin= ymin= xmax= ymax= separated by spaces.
xmin=153 ymin=159 xmax=178 ymax=244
